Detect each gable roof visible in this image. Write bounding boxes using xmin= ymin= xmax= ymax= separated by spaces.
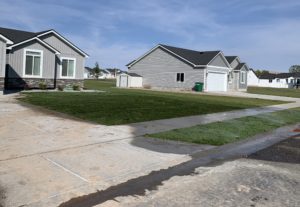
xmin=37 ymin=30 xmax=89 ymax=57
xmin=276 ymin=72 xmax=300 ymax=79
xmin=84 ymin=67 xmax=93 ymax=71
xmin=257 ymin=72 xmax=300 ymax=80
xmin=127 ymin=44 xmax=225 ymax=68
xmin=225 ymin=56 xmax=238 ymax=64
xmin=126 ymin=59 xmax=136 ymax=67
xmin=159 ymin=44 xmax=221 ymax=66
xmin=0 ymin=27 xmax=88 ymax=57
xmin=259 ymin=73 xmax=277 ymax=79
xmin=234 ymin=63 xmax=249 ymax=71
xmin=128 ymin=73 xmax=142 ymax=77
xmin=0 ymin=27 xmax=36 ymax=44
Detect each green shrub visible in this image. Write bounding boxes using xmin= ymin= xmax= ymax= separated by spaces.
xmin=72 ymin=84 xmax=80 ymax=91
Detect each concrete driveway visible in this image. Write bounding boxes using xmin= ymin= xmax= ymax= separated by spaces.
xmin=0 ymin=94 xmax=210 ymax=207
xmin=0 ymin=92 xmax=300 ymax=206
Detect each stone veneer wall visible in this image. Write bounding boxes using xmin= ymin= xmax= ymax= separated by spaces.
xmin=0 ymin=77 xmax=4 ymax=90
xmin=4 ymin=78 xmax=84 ymax=90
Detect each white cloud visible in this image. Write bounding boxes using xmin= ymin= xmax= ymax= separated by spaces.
xmin=0 ymin=0 xmax=299 ymax=71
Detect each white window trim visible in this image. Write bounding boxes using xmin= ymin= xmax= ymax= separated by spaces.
xmin=23 ymin=49 xmax=43 ymax=78
xmin=240 ymin=71 xmax=246 ymax=84
xmin=60 ymin=57 xmax=76 ymax=79
xmin=176 ymin=72 xmax=185 ymax=83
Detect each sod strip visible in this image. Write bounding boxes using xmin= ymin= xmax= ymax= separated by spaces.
xmin=147 ymin=108 xmax=300 ymax=146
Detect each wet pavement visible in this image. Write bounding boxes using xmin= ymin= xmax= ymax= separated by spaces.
xmin=248 ymin=134 xmax=300 ymax=164
xmin=58 ymin=125 xmax=300 ymax=207
xmin=97 ymin=136 xmax=300 ymax=207
xmin=1 ymin=93 xmax=300 ymax=206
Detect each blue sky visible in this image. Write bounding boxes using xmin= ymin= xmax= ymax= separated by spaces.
xmin=0 ymin=0 xmax=299 ymax=71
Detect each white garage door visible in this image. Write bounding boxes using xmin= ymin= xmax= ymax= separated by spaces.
xmin=207 ymin=72 xmax=227 ymax=92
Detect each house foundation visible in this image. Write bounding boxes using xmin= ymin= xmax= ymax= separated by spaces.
xmin=4 ymin=78 xmax=84 ymax=90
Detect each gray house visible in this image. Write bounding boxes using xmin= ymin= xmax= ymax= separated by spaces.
xmin=225 ymin=56 xmax=249 ymax=91
xmin=126 ymin=44 xmax=248 ymax=92
xmin=0 ymin=27 xmax=88 ymax=90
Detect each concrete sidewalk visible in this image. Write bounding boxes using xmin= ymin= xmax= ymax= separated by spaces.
xmin=115 ymin=101 xmax=300 ymax=135
xmin=60 ymin=124 xmax=300 ymax=207
xmin=1 ymin=92 xmax=300 ymax=207
xmin=206 ymin=91 xmax=300 ymax=102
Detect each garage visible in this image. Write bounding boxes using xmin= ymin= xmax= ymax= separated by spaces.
xmin=206 ymin=71 xmax=227 ymax=92
xmin=116 ymin=73 xmax=143 ymax=88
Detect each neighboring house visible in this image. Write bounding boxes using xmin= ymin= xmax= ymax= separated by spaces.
xmin=247 ymin=69 xmax=259 ymax=86
xmin=225 ymin=56 xmax=249 ymax=91
xmin=106 ymin=68 xmax=126 ymax=79
xmin=0 ymin=27 xmax=89 ymax=90
xmin=84 ymin=67 xmax=94 ymax=79
xmin=257 ymin=72 xmax=300 ymax=88
xmin=125 ymin=44 xmax=249 ymax=92
xmin=98 ymin=69 xmax=110 ymax=79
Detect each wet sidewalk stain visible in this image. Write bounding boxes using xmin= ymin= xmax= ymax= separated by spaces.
xmin=59 ymin=132 xmax=300 ymax=207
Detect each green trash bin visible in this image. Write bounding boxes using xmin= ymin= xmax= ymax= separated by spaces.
xmin=195 ymin=82 xmax=203 ymax=92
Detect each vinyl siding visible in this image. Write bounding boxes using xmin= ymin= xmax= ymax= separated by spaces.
xmin=230 ymin=59 xmax=240 ymax=69
xmin=40 ymin=34 xmax=85 ymax=79
xmin=247 ymin=70 xmax=259 ymax=86
xmin=208 ymin=54 xmax=228 ymax=67
xmin=129 ymin=47 xmax=205 ymax=89
xmin=238 ymin=66 xmax=248 ymax=89
xmin=0 ymin=38 xmax=6 ymax=77
xmin=7 ymin=40 xmax=56 ymax=78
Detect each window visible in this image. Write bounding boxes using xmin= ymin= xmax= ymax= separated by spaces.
xmin=286 ymin=79 xmax=289 ymax=83
xmin=24 ymin=49 xmax=42 ymax=77
xmin=276 ymin=79 xmax=280 ymax=83
xmin=240 ymin=71 xmax=246 ymax=83
xmin=176 ymin=73 xmax=184 ymax=82
xmin=269 ymin=79 xmax=273 ymax=83
xmin=61 ymin=58 xmax=76 ymax=78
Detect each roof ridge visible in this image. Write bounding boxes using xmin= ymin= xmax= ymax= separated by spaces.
xmin=0 ymin=27 xmax=35 ymax=34
xmin=159 ymin=44 xmax=220 ymax=53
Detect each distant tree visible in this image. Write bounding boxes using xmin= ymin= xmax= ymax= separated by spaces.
xmin=93 ymin=62 xmax=101 ymax=79
xmin=289 ymin=65 xmax=300 ymax=73
xmin=255 ymin=69 xmax=270 ymax=76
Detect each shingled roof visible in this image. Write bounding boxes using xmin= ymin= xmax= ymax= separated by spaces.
xmin=127 ymin=44 xmax=222 ymax=68
xmin=234 ymin=63 xmax=246 ymax=71
xmin=0 ymin=27 xmax=89 ymax=57
xmin=276 ymin=72 xmax=300 ymax=79
xmin=0 ymin=27 xmax=38 ymax=44
xmin=258 ymin=73 xmax=277 ymax=79
xmin=225 ymin=56 xmax=238 ymax=64
xmin=159 ymin=44 xmax=221 ymax=66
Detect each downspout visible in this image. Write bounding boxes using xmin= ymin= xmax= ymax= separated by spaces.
xmin=53 ymin=56 xmax=58 ymax=89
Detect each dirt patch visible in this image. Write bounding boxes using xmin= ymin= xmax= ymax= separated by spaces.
xmin=248 ymin=136 xmax=300 ymax=164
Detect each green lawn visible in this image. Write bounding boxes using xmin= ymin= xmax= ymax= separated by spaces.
xmin=248 ymin=86 xmax=300 ymax=98
xmin=148 ymin=108 xmax=300 ymax=146
xmin=20 ymin=80 xmax=285 ymax=125
xmin=84 ymin=79 xmax=116 ymax=90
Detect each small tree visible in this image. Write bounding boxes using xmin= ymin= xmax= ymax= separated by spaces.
xmin=289 ymin=65 xmax=300 ymax=73
xmin=93 ymin=62 xmax=101 ymax=79
xmin=255 ymin=69 xmax=270 ymax=76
